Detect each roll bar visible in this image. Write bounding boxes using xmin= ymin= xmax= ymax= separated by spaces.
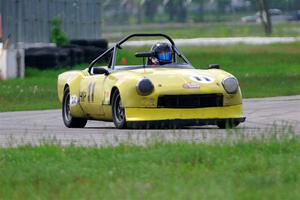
xmin=88 ymin=33 xmax=189 ymax=74
xmin=116 ymin=33 xmax=175 ymax=48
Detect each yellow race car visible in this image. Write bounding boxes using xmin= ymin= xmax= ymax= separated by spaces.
xmin=57 ymin=33 xmax=245 ymax=129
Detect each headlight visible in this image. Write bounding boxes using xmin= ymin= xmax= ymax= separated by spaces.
xmin=222 ymin=77 xmax=239 ymax=94
xmin=136 ymin=78 xmax=154 ymax=96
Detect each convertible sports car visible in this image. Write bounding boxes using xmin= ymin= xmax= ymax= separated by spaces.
xmin=57 ymin=33 xmax=246 ymax=129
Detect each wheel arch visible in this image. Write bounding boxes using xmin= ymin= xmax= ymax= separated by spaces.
xmin=65 ymin=75 xmax=85 ymax=118
xmin=64 ymin=84 xmax=69 ymax=91
xmin=62 ymin=84 xmax=87 ymax=128
xmin=110 ymin=86 xmax=119 ymax=105
xmin=107 ymin=76 xmax=141 ymax=107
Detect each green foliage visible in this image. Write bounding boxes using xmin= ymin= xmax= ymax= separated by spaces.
xmin=1 ymin=139 xmax=300 ymax=199
xmin=51 ymin=16 xmax=69 ymax=46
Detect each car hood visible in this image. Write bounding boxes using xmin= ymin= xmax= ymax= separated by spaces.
xmin=114 ymin=67 xmax=234 ymax=94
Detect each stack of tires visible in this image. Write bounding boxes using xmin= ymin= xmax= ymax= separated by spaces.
xmin=25 ymin=47 xmax=72 ymax=69
xmin=70 ymin=39 xmax=108 ymax=64
xmin=25 ymin=39 xmax=108 ymax=69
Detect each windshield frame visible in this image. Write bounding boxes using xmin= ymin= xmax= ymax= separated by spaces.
xmin=88 ymin=33 xmax=191 ymax=74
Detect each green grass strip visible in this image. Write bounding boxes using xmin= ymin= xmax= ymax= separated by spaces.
xmin=1 ymin=140 xmax=300 ymax=199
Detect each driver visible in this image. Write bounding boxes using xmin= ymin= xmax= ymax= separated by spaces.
xmin=148 ymin=42 xmax=173 ymax=65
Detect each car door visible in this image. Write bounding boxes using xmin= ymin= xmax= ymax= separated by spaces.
xmin=79 ymin=74 xmax=106 ymax=116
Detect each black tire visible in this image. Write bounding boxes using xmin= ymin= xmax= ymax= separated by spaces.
xmin=62 ymin=87 xmax=87 ymax=128
xmin=34 ymin=52 xmax=59 ymax=69
xmin=88 ymin=39 xmax=108 ymax=49
xmin=81 ymin=46 xmax=107 ymax=63
xmin=70 ymin=39 xmax=108 ymax=49
xmin=70 ymin=39 xmax=89 ymax=46
xmin=25 ymin=47 xmax=72 ymax=69
xmin=57 ymin=48 xmax=71 ymax=67
xmin=61 ymin=45 xmax=84 ymax=66
xmin=25 ymin=48 xmax=39 ymax=67
xmin=217 ymin=120 xmax=240 ymax=129
xmin=112 ymin=90 xmax=127 ymax=129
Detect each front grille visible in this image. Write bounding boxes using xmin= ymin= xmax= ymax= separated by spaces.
xmin=157 ymin=94 xmax=223 ymax=108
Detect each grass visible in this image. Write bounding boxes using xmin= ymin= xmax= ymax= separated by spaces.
xmin=1 ymin=139 xmax=300 ymax=199
xmin=103 ymin=22 xmax=300 ymax=42
xmin=1 ymin=43 xmax=300 ymax=112
xmin=0 ymin=68 xmax=66 ymax=112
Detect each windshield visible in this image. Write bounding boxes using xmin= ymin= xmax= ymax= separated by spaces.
xmin=115 ymin=44 xmax=190 ymax=69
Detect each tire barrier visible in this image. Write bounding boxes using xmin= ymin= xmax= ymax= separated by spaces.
xmin=25 ymin=39 xmax=108 ymax=69
xmin=25 ymin=47 xmax=70 ymax=69
xmin=80 ymin=46 xmax=107 ymax=63
xmin=70 ymin=39 xmax=108 ymax=49
xmin=61 ymin=44 xmax=84 ymax=67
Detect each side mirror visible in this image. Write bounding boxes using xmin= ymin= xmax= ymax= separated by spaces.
xmin=92 ymin=67 xmax=110 ymax=75
xmin=208 ymin=64 xmax=220 ymax=69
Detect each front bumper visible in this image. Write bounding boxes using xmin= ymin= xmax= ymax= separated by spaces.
xmin=125 ymin=104 xmax=245 ymax=121
xmin=126 ymin=117 xmax=246 ymax=128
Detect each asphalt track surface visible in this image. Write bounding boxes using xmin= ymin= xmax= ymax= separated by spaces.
xmin=0 ymin=95 xmax=299 ymax=147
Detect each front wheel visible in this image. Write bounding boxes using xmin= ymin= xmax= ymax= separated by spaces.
xmin=62 ymin=87 xmax=87 ymax=128
xmin=112 ymin=90 xmax=127 ymax=129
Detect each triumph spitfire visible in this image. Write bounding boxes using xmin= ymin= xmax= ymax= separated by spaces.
xmin=57 ymin=33 xmax=245 ymax=129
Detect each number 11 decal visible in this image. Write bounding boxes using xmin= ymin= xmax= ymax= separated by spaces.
xmin=88 ymin=82 xmax=96 ymax=103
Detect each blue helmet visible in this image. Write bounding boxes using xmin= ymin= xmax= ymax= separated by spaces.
xmin=151 ymin=42 xmax=173 ymax=65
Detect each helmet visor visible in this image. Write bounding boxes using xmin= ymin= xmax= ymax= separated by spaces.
xmin=157 ymin=52 xmax=172 ymax=62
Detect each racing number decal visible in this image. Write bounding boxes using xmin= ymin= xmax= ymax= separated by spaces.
xmin=79 ymin=91 xmax=87 ymax=102
xmin=87 ymin=82 xmax=96 ymax=103
xmin=80 ymin=82 xmax=96 ymax=103
xmin=87 ymin=83 xmax=91 ymax=102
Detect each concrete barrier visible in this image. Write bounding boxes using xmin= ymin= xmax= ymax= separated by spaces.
xmin=0 ymin=45 xmax=24 ymax=80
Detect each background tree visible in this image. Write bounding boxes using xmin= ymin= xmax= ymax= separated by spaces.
xmin=164 ymin=0 xmax=190 ymax=23
xmin=144 ymin=0 xmax=159 ymax=22
xmin=164 ymin=0 xmax=176 ymax=22
xmin=268 ymin=0 xmax=300 ymax=11
xmin=257 ymin=0 xmax=272 ymax=36
xmin=194 ymin=0 xmax=205 ymax=22
xmin=215 ymin=0 xmax=231 ymax=21
xmin=51 ymin=16 xmax=69 ymax=46
xmin=135 ymin=0 xmax=144 ymax=24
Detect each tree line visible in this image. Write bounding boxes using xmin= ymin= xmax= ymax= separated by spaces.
xmin=103 ymin=0 xmax=300 ymax=24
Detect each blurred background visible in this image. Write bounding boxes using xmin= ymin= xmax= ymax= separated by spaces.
xmin=2 ymin=0 xmax=300 ymax=41
xmin=1 ymin=0 xmax=300 ymax=44
xmin=102 ymin=0 xmax=300 ymax=39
